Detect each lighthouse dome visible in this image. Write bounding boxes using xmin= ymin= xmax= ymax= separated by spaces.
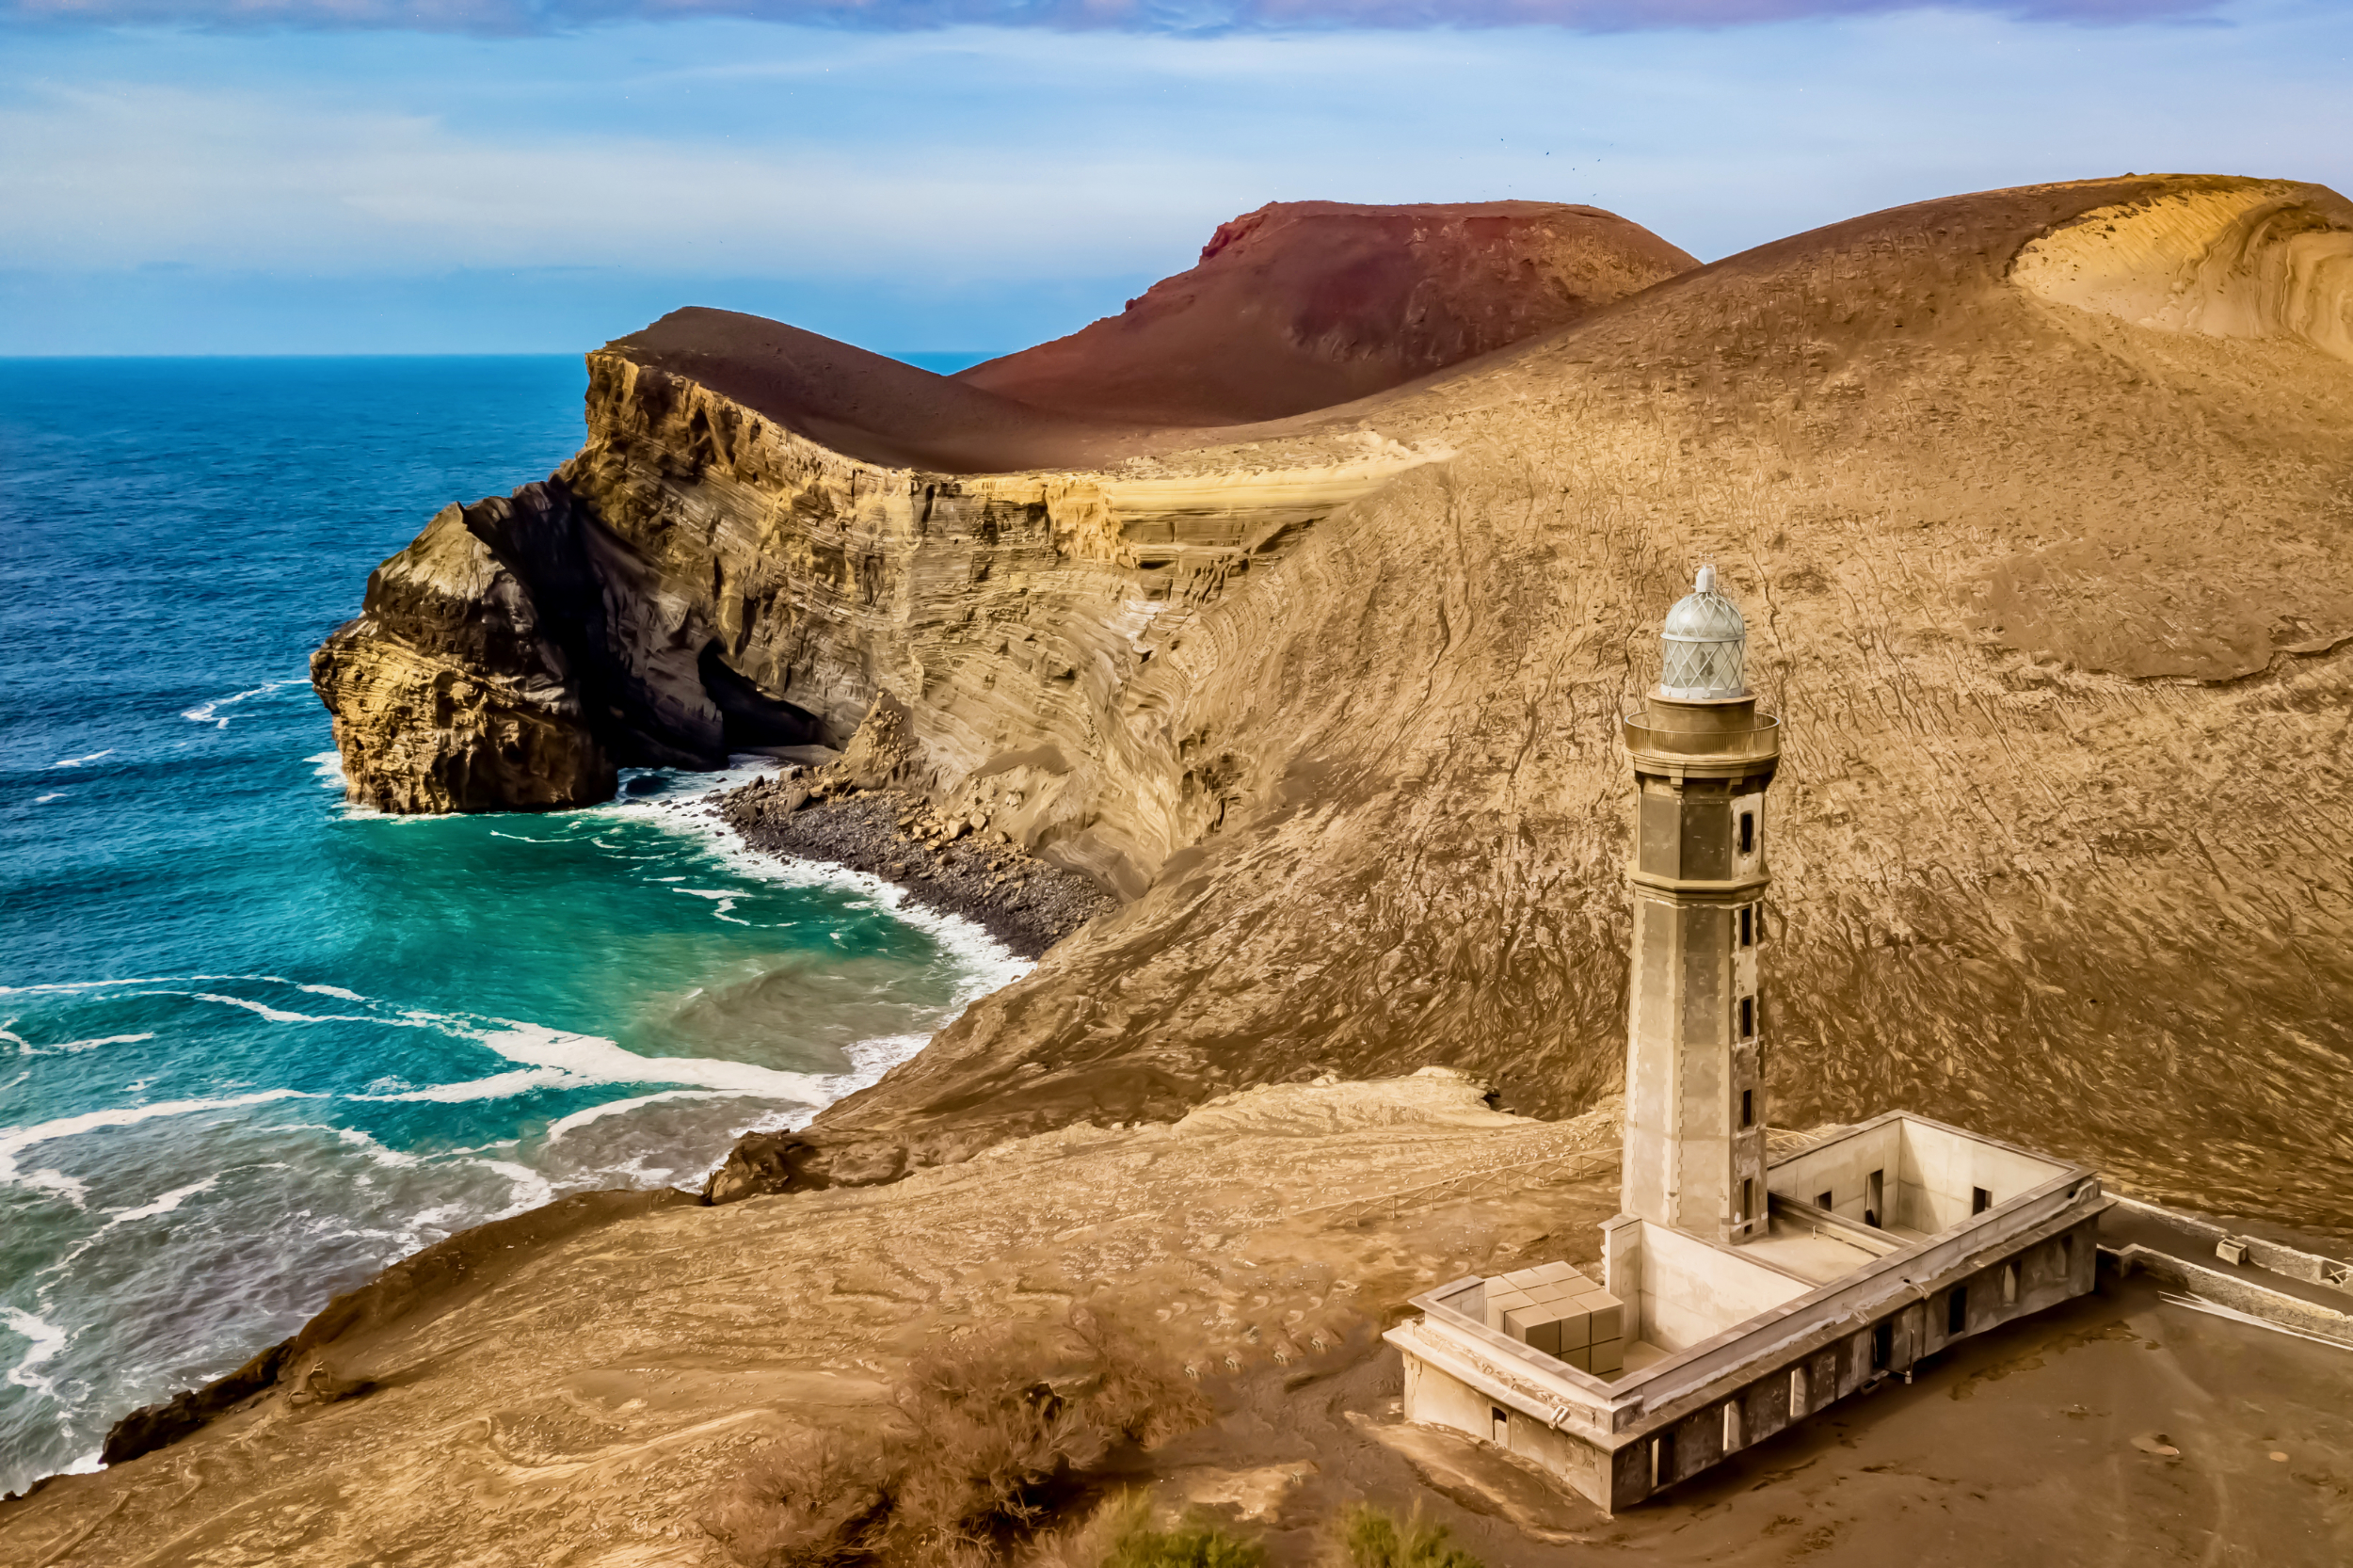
xmin=1658 ymin=564 xmax=1748 ymax=698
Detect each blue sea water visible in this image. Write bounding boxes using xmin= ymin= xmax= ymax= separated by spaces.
xmin=0 ymin=356 xmax=1019 ymax=1495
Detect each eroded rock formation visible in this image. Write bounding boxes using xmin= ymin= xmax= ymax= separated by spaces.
xmin=314 ymin=177 xmax=2353 ymax=1243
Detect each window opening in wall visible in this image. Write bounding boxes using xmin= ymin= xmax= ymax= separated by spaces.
xmin=1491 ymin=1406 xmax=1509 ymax=1447
xmin=1739 ymin=996 xmax=1755 ymax=1039
xmin=1741 ymin=1088 xmax=1754 ymax=1128
xmin=1817 ymin=1191 xmax=1834 ymax=1210
xmin=2003 ymin=1262 xmax=2020 ymax=1305
xmin=1741 ymin=1177 xmax=1754 ymax=1222
xmin=1723 ymin=1400 xmax=1744 ymax=1451
xmin=1871 ymin=1320 xmax=1894 ymax=1370
xmin=1739 ymin=905 xmax=1754 ymax=947
xmin=1651 ymin=1431 xmax=1674 ymax=1489
xmin=1865 ymin=1169 xmax=1885 ymax=1228
xmin=1948 ymin=1285 xmax=1968 ymax=1336
xmin=1789 ymin=1365 xmax=1808 ymax=1417
xmin=1973 ymin=1186 xmax=1993 ymax=1215
xmin=1739 ymin=811 xmax=1755 ymax=855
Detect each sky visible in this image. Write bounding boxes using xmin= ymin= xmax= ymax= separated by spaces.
xmin=0 ymin=0 xmax=2346 ymax=356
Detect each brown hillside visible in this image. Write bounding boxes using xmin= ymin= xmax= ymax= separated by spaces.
xmin=736 ymin=175 xmax=2353 ymax=1242
xmin=313 ymin=174 xmax=2353 ymax=1245
xmin=954 ymin=200 xmax=1699 ymax=425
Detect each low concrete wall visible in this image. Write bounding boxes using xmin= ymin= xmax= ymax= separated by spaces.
xmin=1898 ymin=1121 xmax=2063 ymax=1234
xmin=1400 ymin=1343 xmax=1616 ymax=1509
xmin=1768 ymin=1113 xmax=2068 ymax=1235
xmin=1767 ymin=1120 xmax=1902 ymax=1225
xmin=1639 ymin=1221 xmax=1809 ymax=1352
xmin=2109 ymin=1244 xmax=2353 ymax=1348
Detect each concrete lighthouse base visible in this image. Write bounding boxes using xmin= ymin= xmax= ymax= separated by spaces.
xmin=1388 ymin=1113 xmax=2103 ymax=1513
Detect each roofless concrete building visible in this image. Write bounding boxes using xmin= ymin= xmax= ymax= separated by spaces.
xmin=1388 ymin=568 xmax=2105 ymax=1513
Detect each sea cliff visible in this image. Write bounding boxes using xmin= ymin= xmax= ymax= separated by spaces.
xmin=314 ymin=177 xmax=2353 ymax=1238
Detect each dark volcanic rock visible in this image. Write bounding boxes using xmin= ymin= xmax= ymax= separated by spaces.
xmin=716 ymin=770 xmax=1117 ymax=962
xmin=99 ymin=1338 xmax=293 ymax=1468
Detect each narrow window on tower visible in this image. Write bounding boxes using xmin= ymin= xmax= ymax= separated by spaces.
xmin=1741 ymin=1177 xmax=1754 ymax=1222
xmin=1948 ymin=1285 xmax=1968 ymax=1336
xmin=1972 ymin=1186 xmax=1993 ymax=1215
xmin=1739 ymin=996 xmax=1755 ymax=1039
xmin=1739 ymin=810 xmax=1755 ymax=855
xmin=1740 ymin=1088 xmax=1754 ymax=1128
xmin=1739 ymin=904 xmax=1754 ymax=947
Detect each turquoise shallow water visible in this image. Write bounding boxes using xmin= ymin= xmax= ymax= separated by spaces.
xmin=0 ymin=357 xmax=1019 ymax=1494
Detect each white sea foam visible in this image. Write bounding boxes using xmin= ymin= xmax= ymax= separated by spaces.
xmin=352 ymin=1067 xmax=581 ymax=1104
xmin=32 ymin=792 xmax=63 ymax=803
xmin=190 ymin=992 xmax=382 ymax=1027
xmin=541 ymin=1088 xmax=735 ymax=1145
xmin=4 ymin=1025 xmax=156 ymax=1059
xmin=675 ymin=888 xmax=750 ymax=925
xmin=48 ymin=1033 xmax=156 ymax=1055
xmin=324 ymin=1127 xmax=422 ymax=1167
xmin=101 ymin=1176 xmax=220 ymax=1225
xmin=600 ymin=754 xmax=1033 ymax=1006
xmin=184 ymin=680 xmax=297 ymax=729
xmin=0 ymin=1089 xmax=321 ymax=1206
xmin=456 ymin=1019 xmax=829 ymax=1101
xmin=51 ymin=750 xmax=113 ymax=768
xmin=309 ymin=750 xmax=345 ymax=788
xmin=472 ymin=1159 xmax=557 ymax=1214
xmin=2 ymin=1307 xmax=70 ymax=1402
xmin=297 ymin=983 xmax=366 ymax=1001
xmin=0 ymin=977 xmax=177 ymax=997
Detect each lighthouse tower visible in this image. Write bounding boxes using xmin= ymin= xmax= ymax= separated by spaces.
xmin=1619 ymin=566 xmax=1780 ymax=1246
xmin=1388 ymin=562 xmax=2104 ymax=1513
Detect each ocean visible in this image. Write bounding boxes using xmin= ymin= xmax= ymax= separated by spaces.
xmin=0 ymin=355 xmax=1019 ymax=1496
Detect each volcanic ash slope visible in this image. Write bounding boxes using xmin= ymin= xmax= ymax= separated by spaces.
xmin=319 ymin=176 xmax=2353 ymax=1241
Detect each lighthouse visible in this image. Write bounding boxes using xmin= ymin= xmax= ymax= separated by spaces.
xmin=1386 ymin=565 xmax=2102 ymax=1513
xmin=1620 ymin=565 xmax=1780 ymax=1246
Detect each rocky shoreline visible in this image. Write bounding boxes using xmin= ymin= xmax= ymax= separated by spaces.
xmin=715 ymin=769 xmax=1117 ymax=960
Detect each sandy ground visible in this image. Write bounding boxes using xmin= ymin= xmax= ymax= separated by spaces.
xmin=4 ymin=1077 xmax=2345 ymax=1567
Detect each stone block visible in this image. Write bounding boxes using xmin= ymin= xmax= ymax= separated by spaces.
xmin=1484 ymin=1285 xmax=1533 ymax=1332
xmin=1589 ymin=1336 xmax=1624 ymax=1375
xmin=1561 ymin=1343 xmax=1592 ymax=1373
xmin=1554 ymin=1306 xmax=1591 ymax=1351
xmin=1577 ymin=1289 xmax=1624 ymax=1342
xmin=1533 ymin=1261 xmax=1582 ymax=1286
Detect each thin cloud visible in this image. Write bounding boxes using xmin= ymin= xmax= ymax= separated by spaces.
xmin=0 ymin=0 xmax=2223 ymax=38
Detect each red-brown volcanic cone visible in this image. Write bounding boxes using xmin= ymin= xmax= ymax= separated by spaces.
xmin=955 ymin=200 xmax=1698 ymax=426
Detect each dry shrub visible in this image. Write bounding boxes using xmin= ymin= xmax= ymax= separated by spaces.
xmin=1025 ymin=1493 xmax=1266 ymax=1568
xmin=1337 ymin=1503 xmax=1483 ymax=1568
xmin=705 ymin=1427 xmax=895 ymax=1568
xmin=710 ymin=1307 xmax=1211 ymax=1568
xmin=886 ymin=1308 xmax=1211 ymax=1563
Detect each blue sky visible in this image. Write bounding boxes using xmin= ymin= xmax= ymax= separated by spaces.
xmin=1 ymin=1 xmax=2346 ymax=355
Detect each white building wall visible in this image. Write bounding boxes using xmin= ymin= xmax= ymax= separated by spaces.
xmin=1637 ymin=1220 xmax=1809 ymax=1352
